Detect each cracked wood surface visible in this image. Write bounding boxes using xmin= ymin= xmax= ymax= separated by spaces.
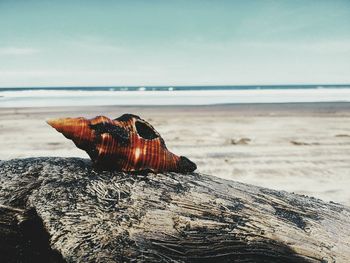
xmin=0 ymin=157 xmax=349 ymax=262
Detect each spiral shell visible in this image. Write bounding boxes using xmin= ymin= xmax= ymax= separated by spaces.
xmin=47 ymin=114 xmax=197 ymax=173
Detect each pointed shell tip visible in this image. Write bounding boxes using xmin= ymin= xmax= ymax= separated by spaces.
xmin=47 ymin=118 xmax=60 ymax=128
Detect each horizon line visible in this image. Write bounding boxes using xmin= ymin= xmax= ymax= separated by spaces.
xmin=1 ymin=83 xmax=350 ymax=89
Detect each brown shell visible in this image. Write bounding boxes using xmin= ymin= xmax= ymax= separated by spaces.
xmin=47 ymin=114 xmax=197 ymax=173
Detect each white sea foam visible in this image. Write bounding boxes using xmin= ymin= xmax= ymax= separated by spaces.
xmin=0 ymin=88 xmax=350 ymax=107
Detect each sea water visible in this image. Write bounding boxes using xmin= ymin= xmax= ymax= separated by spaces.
xmin=0 ymin=85 xmax=349 ymax=107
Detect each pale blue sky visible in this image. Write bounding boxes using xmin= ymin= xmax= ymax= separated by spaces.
xmin=0 ymin=0 xmax=350 ymax=87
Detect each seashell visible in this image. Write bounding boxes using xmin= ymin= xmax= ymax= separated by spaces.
xmin=47 ymin=114 xmax=197 ymax=173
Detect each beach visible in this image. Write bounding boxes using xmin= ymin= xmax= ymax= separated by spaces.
xmin=1 ymin=102 xmax=350 ymax=205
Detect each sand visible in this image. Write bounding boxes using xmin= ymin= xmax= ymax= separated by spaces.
xmin=0 ymin=103 xmax=350 ymax=206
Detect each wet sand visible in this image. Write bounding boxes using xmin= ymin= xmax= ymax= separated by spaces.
xmin=1 ymin=102 xmax=350 ymax=205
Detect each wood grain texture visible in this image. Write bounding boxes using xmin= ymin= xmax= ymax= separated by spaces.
xmin=0 ymin=157 xmax=349 ymax=262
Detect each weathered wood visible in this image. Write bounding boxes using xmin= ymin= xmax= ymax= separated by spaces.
xmin=0 ymin=157 xmax=349 ymax=262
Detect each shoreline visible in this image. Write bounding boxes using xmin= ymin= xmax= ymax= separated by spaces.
xmin=1 ymin=89 xmax=350 ymax=107
xmin=1 ymin=101 xmax=350 ymax=113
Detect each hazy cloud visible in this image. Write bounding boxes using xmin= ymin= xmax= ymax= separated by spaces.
xmin=0 ymin=47 xmax=39 ymax=56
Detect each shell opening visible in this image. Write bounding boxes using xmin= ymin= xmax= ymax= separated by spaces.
xmin=135 ymin=121 xmax=159 ymax=140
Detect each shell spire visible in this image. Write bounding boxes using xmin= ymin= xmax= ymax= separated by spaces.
xmin=47 ymin=114 xmax=197 ymax=173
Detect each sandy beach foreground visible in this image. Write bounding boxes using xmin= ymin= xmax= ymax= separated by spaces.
xmin=0 ymin=102 xmax=349 ymax=205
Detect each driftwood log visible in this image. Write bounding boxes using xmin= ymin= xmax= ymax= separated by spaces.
xmin=0 ymin=157 xmax=349 ymax=263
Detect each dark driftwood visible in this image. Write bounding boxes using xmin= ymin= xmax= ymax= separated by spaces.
xmin=0 ymin=158 xmax=349 ymax=263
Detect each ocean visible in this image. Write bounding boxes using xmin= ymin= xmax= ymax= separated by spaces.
xmin=0 ymin=85 xmax=349 ymax=107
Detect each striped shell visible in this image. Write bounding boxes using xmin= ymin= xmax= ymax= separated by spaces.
xmin=47 ymin=114 xmax=197 ymax=173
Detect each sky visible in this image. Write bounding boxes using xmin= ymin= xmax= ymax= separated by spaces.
xmin=0 ymin=0 xmax=350 ymax=87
